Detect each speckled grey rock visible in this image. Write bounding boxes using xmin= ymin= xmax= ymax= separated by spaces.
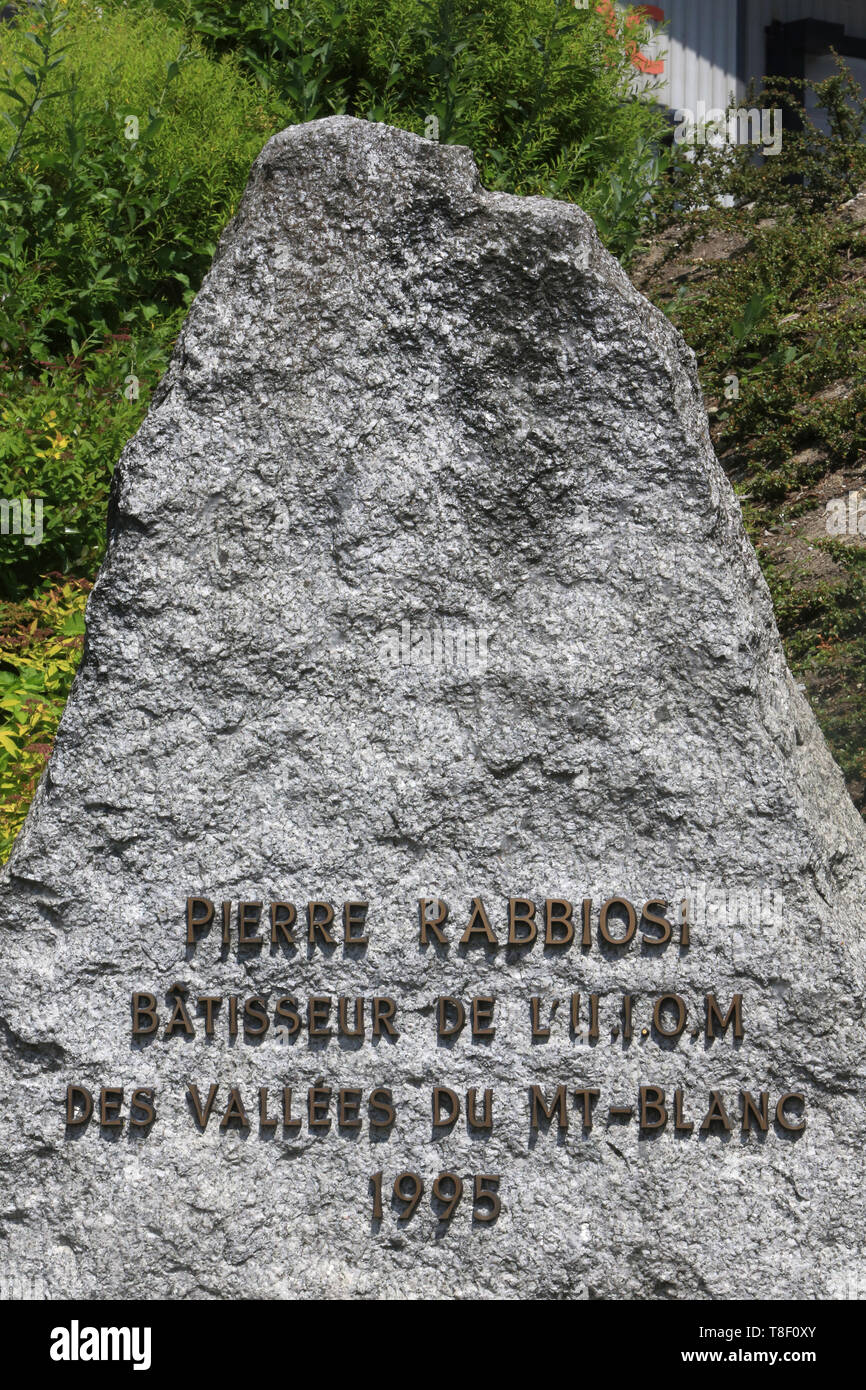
xmin=1 ymin=117 xmax=865 ymax=1302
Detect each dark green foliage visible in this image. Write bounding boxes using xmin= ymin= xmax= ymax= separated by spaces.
xmin=654 ymin=61 xmax=866 ymax=231
xmin=645 ymin=66 xmax=866 ymax=809
xmin=0 ymin=321 xmax=178 ymax=597
xmin=0 ymin=1 xmax=273 ymax=364
xmin=146 ymin=0 xmax=669 ymax=257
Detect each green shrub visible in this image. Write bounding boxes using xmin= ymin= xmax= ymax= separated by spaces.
xmin=649 ymin=68 xmax=866 ymax=501
xmin=654 ymin=61 xmax=866 ymax=233
xmin=0 ymin=321 xmax=177 ymax=598
xmin=143 ymin=0 xmax=670 ymax=259
xmin=644 ymin=66 xmax=866 ymax=816
xmin=0 ymin=574 xmax=89 ymax=862
xmin=0 ymin=0 xmax=275 ymax=361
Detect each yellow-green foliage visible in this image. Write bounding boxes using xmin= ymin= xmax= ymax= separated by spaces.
xmin=0 ymin=327 xmax=176 ymax=599
xmin=0 ymin=1 xmax=280 ymax=359
xmin=0 ymin=0 xmax=274 ymax=218
xmin=0 ymin=577 xmax=90 ymax=862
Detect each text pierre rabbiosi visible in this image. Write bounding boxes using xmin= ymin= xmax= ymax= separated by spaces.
xmin=64 ymin=892 xmax=807 ymax=1155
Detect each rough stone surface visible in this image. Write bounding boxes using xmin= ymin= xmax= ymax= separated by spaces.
xmin=1 ymin=116 xmax=865 ymax=1301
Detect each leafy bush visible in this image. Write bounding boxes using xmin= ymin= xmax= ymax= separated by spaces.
xmin=649 ymin=68 xmax=866 ymax=507
xmin=0 ymin=0 xmax=274 ymax=361
xmin=654 ymin=61 xmax=866 ymax=234
xmin=0 ymin=574 xmax=89 ymax=861
xmin=0 ymin=322 xmax=176 ymax=597
xmin=144 ymin=0 xmax=670 ymax=259
xmin=640 ymin=66 xmax=866 ymax=814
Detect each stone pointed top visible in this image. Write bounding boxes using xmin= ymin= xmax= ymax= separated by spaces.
xmin=1 ymin=117 xmax=864 ymax=1301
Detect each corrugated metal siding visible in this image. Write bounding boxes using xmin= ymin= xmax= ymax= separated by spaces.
xmin=618 ymin=0 xmax=742 ymax=110
xmin=618 ymin=0 xmax=866 ymax=111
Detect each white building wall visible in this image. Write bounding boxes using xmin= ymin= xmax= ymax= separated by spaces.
xmin=618 ymin=0 xmax=866 ymax=112
xmin=643 ymin=0 xmax=742 ymax=112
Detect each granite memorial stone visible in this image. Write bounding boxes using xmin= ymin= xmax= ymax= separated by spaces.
xmin=1 ymin=116 xmax=864 ymax=1300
